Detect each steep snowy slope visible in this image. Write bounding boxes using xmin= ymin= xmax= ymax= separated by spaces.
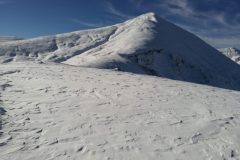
xmin=219 ymin=47 xmax=240 ymax=64
xmin=0 ymin=62 xmax=240 ymax=160
xmin=0 ymin=13 xmax=240 ymax=90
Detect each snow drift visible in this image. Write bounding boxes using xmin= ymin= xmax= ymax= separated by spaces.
xmin=0 ymin=12 xmax=240 ymax=90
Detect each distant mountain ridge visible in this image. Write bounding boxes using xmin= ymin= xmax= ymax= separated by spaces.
xmin=0 ymin=36 xmax=22 ymax=42
xmin=218 ymin=47 xmax=240 ymax=64
xmin=0 ymin=12 xmax=240 ymax=90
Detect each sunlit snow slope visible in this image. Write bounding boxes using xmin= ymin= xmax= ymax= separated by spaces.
xmin=0 ymin=12 xmax=240 ymax=90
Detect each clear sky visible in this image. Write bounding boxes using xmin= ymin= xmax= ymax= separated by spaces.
xmin=0 ymin=0 xmax=240 ymax=48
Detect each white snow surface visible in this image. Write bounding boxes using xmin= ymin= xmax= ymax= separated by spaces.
xmin=219 ymin=47 xmax=240 ymax=65
xmin=0 ymin=13 xmax=240 ymax=90
xmin=0 ymin=62 xmax=240 ymax=160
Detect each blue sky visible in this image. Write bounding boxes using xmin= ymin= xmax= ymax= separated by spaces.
xmin=0 ymin=0 xmax=240 ymax=48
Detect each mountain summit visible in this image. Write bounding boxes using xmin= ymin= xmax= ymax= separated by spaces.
xmin=0 ymin=12 xmax=240 ymax=90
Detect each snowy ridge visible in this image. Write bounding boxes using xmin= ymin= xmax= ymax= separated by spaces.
xmin=0 ymin=26 xmax=118 ymax=63
xmin=219 ymin=47 xmax=240 ymax=64
xmin=0 ymin=13 xmax=240 ymax=90
xmin=0 ymin=36 xmax=22 ymax=43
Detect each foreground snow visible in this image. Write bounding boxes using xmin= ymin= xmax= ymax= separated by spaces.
xmin=1 ymin=62 xmax=240 ymax=160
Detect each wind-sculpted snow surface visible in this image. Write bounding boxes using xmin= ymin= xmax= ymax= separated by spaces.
xmin=0 ymin=62 xmax=240 ymax=160
xmin=0 ymin=12 xmax=240 ymax=90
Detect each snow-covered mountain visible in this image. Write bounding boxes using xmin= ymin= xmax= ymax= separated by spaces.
xmin=0 ymin=12 xmax=240 ymax=90
xmin=0 ymin=36 xmax=22 ymax=43
xmin=219 ymin=47 xmax=240 ymax=64
xmin=1 ymin=13 xmax=240 ymax=160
